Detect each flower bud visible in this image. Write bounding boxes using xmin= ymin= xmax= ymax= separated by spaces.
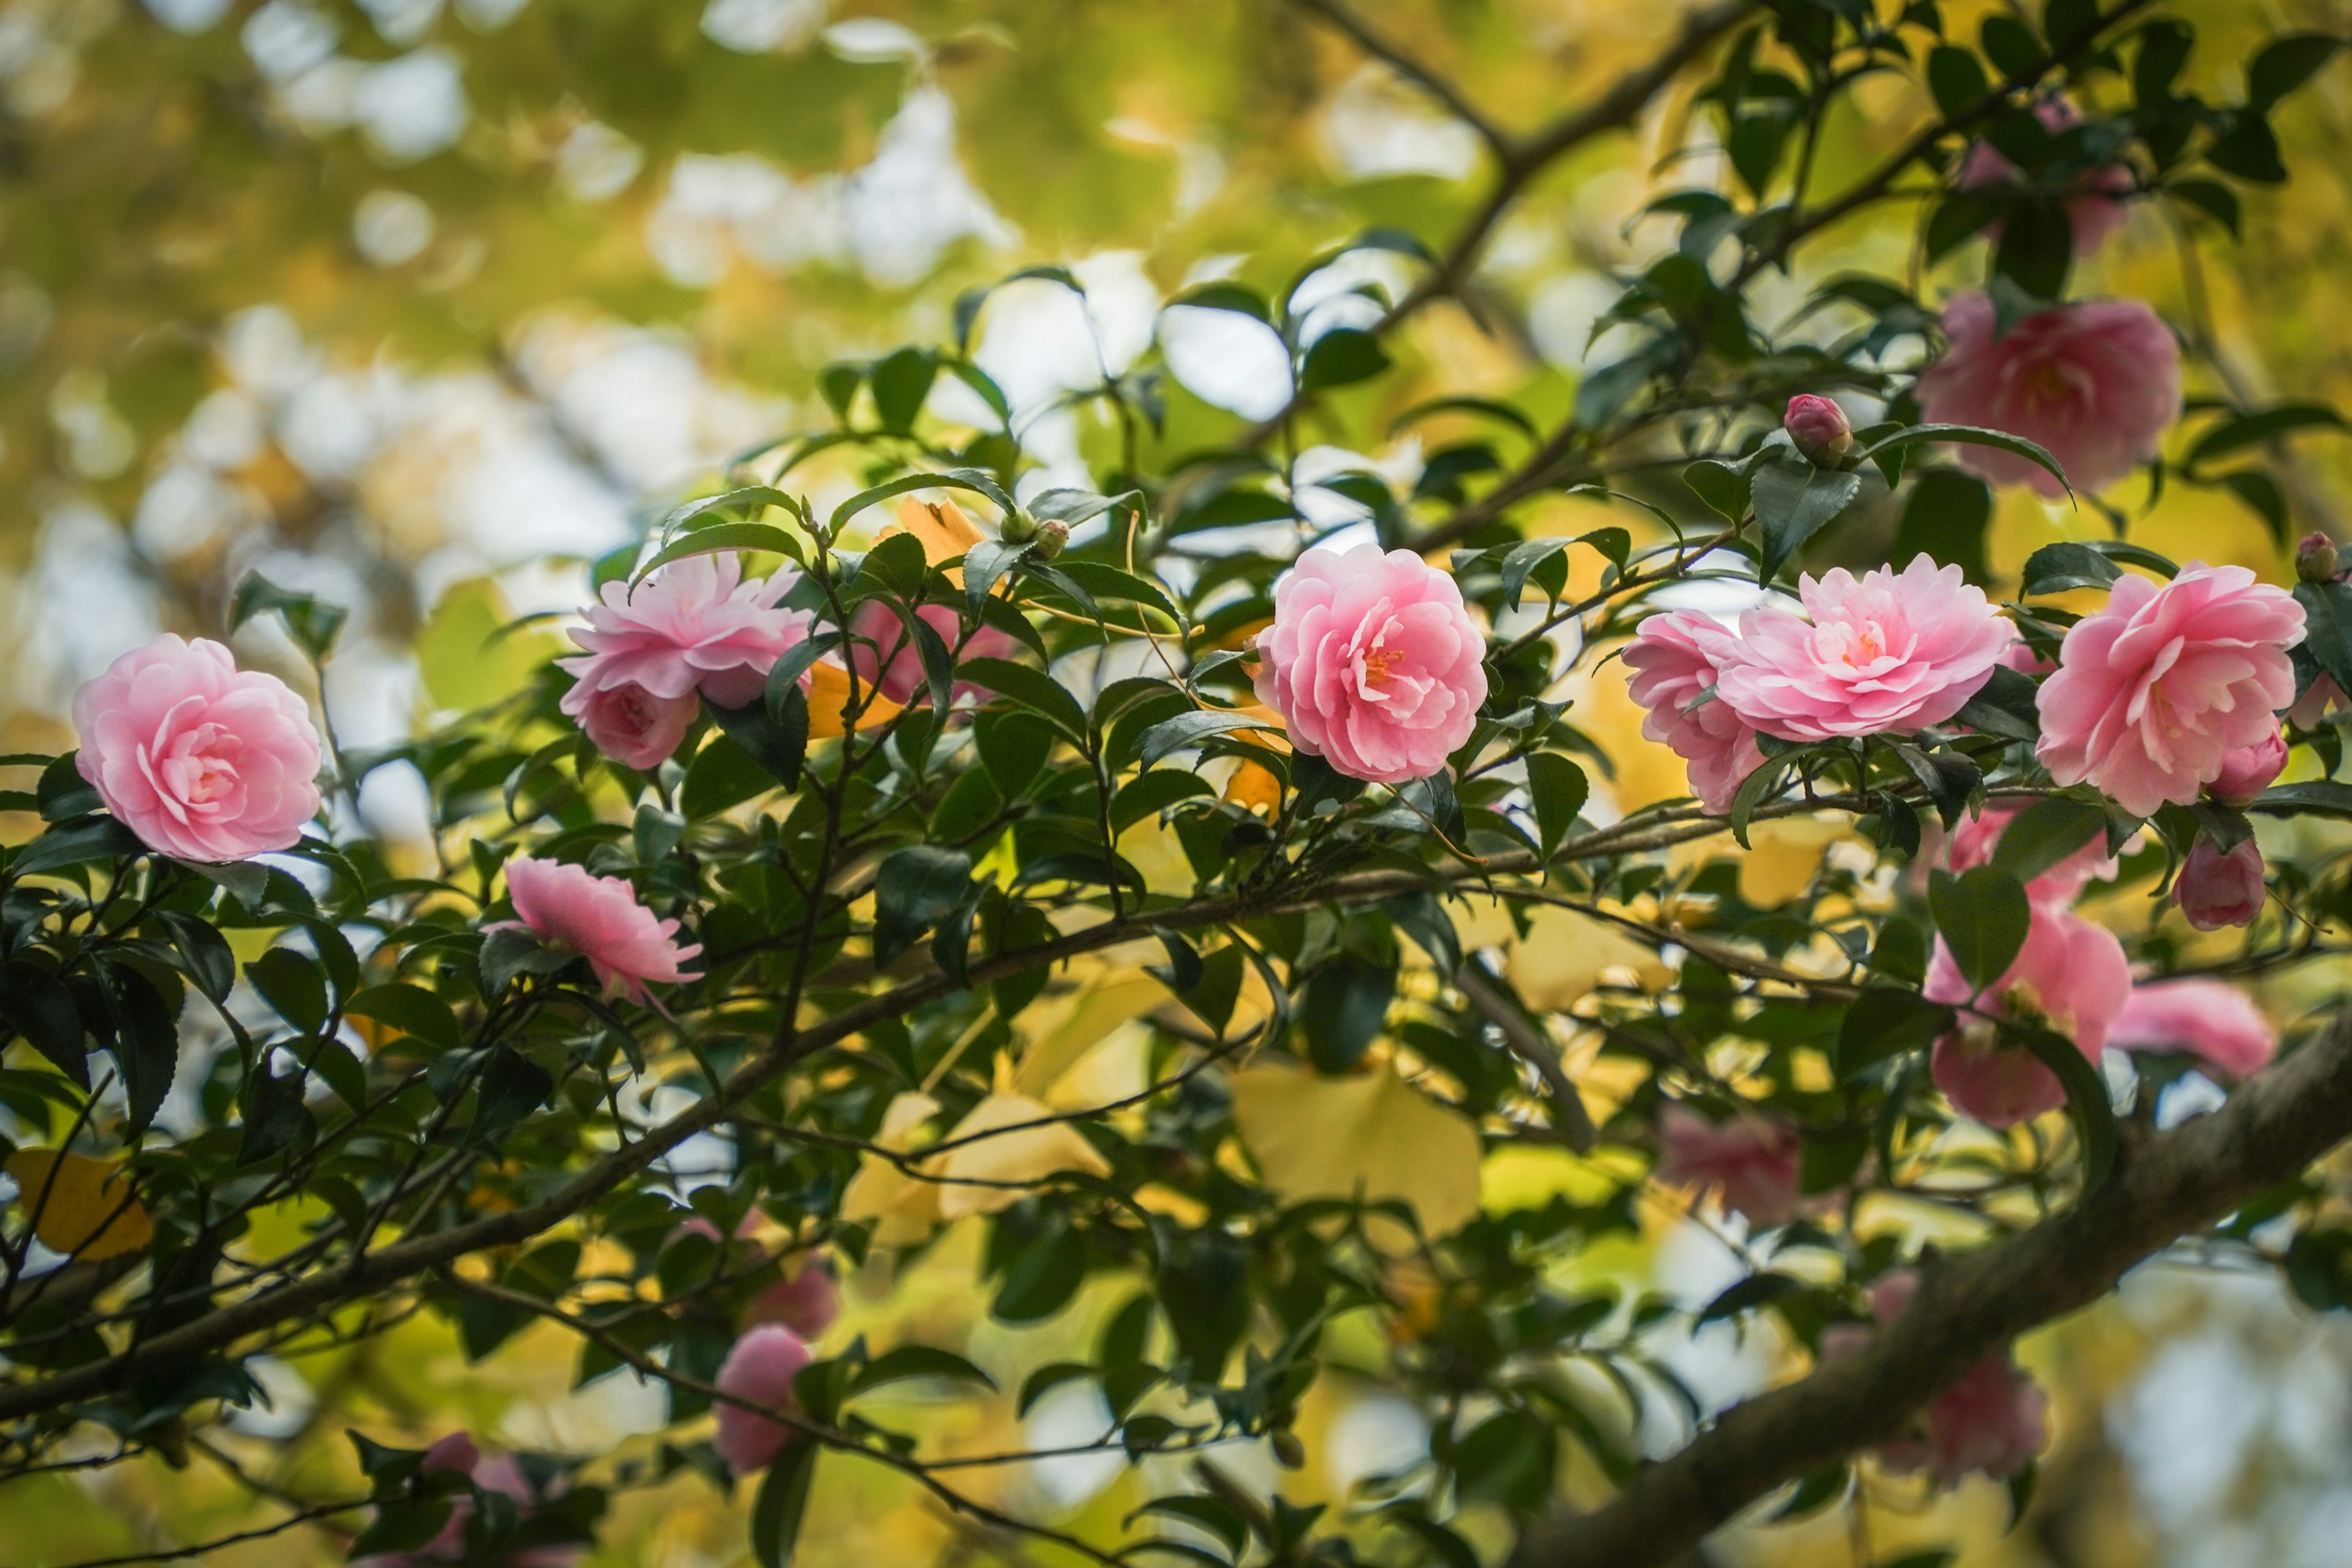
xmin=2175 ymin=837 xmax=2266 ymax=931
xmin=1784 ymin=394 xmax=1856 ymax=467
xmin=2210 ymin=730 xmax=2287 ymax=808
xmin=998 ymin=511 xmax=1038 ymax=544
xmin=1031 ymin=519 xmax=1070 ymax=560
xmin=2297 ymin=530 xmax=2340 ymax=584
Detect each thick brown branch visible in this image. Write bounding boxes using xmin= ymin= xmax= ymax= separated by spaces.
xmin=1510 ymin=1003 xmax=2352 ymax=1568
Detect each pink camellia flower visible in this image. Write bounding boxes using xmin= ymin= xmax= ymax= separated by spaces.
xmin=1623 ymin=610 xmax=1767 ymax=814
xmin=2211 ymin=730 xmax=2288 ymax=807
xmin=713 ymin=1324 xmax=815 ymax=1476
xmin=1924 ymin=903 xmax=2130 ymax=1128
xmin=561 ymin=553 xmax=810 ymax=712
xmin=1252 ymin=544 xmax=1488 ymax=785
xmin=1823 ymin=1273 xmax=2047 ymax=1486
xmin=1784 ymin=394 xmax=1856 ymax=466
xmin=2035 ymin=565 xmax=2305 ymax=816
xmin=2111 ymin=979 xmax=2278 ymax=1079
xmin=353 ymin=1433 xmax=583 ymax=1568
xmin=1653 ymin=1104 xmax=1803 ymax=1226
xmin=568 ymin=682 xmax=699 ymax=772
xmin=71 ymin=634 xmax=323 ymax=863
xmin=1914 ymin=292 xmax=2180 ymax=497
xmin=1947 ymin=799 xmax=2116 ymax=905
xmin=846 ymin=599 xmax=1019 ymax=707
xmin=1955 ymin=97 xmax=2133 ymax=257
xmin=502 ymin=856 xmax=701 ymax=1006
xmin=1713 ymin=556 xmax=2015 ymax=740
xmin=749 ymin=1259 xmax=841 ymax=1340
xmin=2174 ymin=837 xmax=2266 ymax=930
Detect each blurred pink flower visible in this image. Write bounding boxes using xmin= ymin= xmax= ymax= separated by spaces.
xmin=748 ymin=1259 xmax=841 ymax=1340
xmin=846 ymin=599 xmax=1018 ymax=707
xmin=2211 ymin=729 xmax=2288 ymax=807
xmin=1253 ymin=544 xmax=1488 ymax=785
xmin=1954 ymin=97 xmax=2133 ymax=257
xmin=1623 ymin=609 xmax=1766 ymax=814
xmin=1914 ymin=292 xmax=2180 ymax=497
xmin=560 ymin=554 xmax=811 ymax=711
xmin=1924 ymin=903 xmax=2130 ymax=1127
xmin=2174 ymin=837 xmax=2266 ymax=930
xmin=2035 ymin=565 xmax=2304 ymax=816
xmin=1823 ymin=1272 xmax=2046 ymax=1485
xmin=714 ymin=1324 xmax=814 ymax=1476
xmin=353 ymin=1433 xmax=582 ymax=1568
xmin=1654 ymin=1105 xmax=1804 ymax=1225
xmin=72 ymin=634 xmax=322 ymax=863
xmin=1714 ymin=556 xmax=2015 ymax=740
xmin=568 ymin=682 xmax=699 ymax=772
xmin=1947 ymin=799 xmax=2116 ymax=905
xmin=501 ymin=857 xmax=701 ymax=1006
xmin=2111 ymin=979 xmax=2277 ymax=1079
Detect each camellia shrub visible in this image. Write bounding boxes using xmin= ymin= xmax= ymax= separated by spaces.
xmin=7 ymin=4 xmax=2352 ymax=1566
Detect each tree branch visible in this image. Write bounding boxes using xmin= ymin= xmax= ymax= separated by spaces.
xmin=1510 ymin=1002 xmax=2352 ymax=1568
xmin=1288 ymin=0 xmax=1512 ymax=159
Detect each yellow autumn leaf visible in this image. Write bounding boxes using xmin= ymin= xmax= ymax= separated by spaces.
xmin=1504 ymin=903 xmax=1671 ymax=1012
xmin=1227 ymin=1065 xmax=1482 ymax=1238
xmin=928 ymin=1093 xmax=1112 ymax=1221
xmin=838 ymin=1091 xmax=943 ymax=1246
xmin=6 ymin=1150 xmax=154 ymax=1261
xmin=415 ymin=577 xmax=565 ymax=715
xmin=1733 ymin=816 xmax=1859 ymax=908
xmin=1012 ymin=963 xmax=1171 ymax=1098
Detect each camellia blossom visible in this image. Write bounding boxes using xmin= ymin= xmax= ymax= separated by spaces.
xmin=1653 ymin=1104 xmax=1804 ymax=1226
xmin=846 ymin=599 xmax=1018 ymax=707
xmin=1252 ymin=543 xmax=1488 ymax=785
xmin=72 ymin=633 xmax=323 ymax=863
xmin=568 ymin=682 xmax=699 ymax=773
xmin=1947 ymin=799 xmax=2116 ymax=905
xmin=1713 ymin=556 xmax=2015 ymax=741
xmin=1924 ymin=903 xmax=2132 ymax=1128
xmin=560 ymin=554 xmax=812 ymax=710
xmin=2211 ymin=729 xmax=2288 ymax=807
xmin=2035 ymin=565 xmax=2305 ymax=817
xmin=1914 ymin=292 xmax=2181 ymax=497
xmin=1623 ymin=609 xmax=1766 ymax=814
xmin=2175 ymin=837 xmax=2266 ymax=930
xmin=1955 ymin=97 xmax=2133 ymax=257
xmin=353 ymin=1432 xmax=584 ymax=1568
xmin=1818 ymin=1272 xmax=2049 ymax=1485
xmin=1784 ymin=394 xmax=1855 ymax=466
xmin=713 ymin=1324 xmax=814 ymax=1476
xmin=2111 ymin=979 xmax=2278 ymax=1079
xmin=670 ymin=1215 xmax=841 ymax=1336
xmin=502 ymin=856 xmax=702 ymax=1006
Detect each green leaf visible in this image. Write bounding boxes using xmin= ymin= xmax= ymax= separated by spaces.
xmin=872 ymin=846 xmax=974 ymax=968
xmin=2248 ymin=780 xmax=2352 ymax=820
xmin=2206 ymin=112 xmax=2287 ymax=184
xmin=2185 ymin=402 xmax=2347 ymax=469
xmin=1127 ymin=1498 xmax=1247 ymax=1559
xmin=345 ymin=982 xmax=462 ymax=1053
xmin=92 ymin=958 xmax=181 ymax=1137
xmin=959 ymin=657 xmax=1090 ymax=741
xmin=229 ymin=570 xmax=348 ymax=662
xmin=829 ymin=470 xmax=1013 ymax=535
xmin=2248 ymin=34 xmax=2340 ymax=111
xmin=247 ymin=947 xmax=330 ymax=1032
xmin=680 ymin=733 xmax=779 ymax=820
xmin=1525 ymin=752 xmax=1589 ymax=859
xmin=707 ymin=694 xmax=809 ymax=794
xmin=2168 ymin=178 xmax=2242 ymax=238
xmin=1860 ymin=424 xmax=2071 ymax=499
xmin=1697 ymin=1271 xmax=1806 ymax=1326
xmin=869 ymin=346 xmax=938 ymax=434
xmin=1684 ymin=458 xmax=1751 ymax=523
xmin=479 ymin=927 xmax=573 ymax=997
xmin=1989 ymin=797 xmax=2108 ymax=884
xmin=1137 ymin=709 xmax=1280 ymax=769
xmin=1991 ymin=199 xmax=2073 ymax=302
xmin=2021 ymin=541 xmax=2122 ymax=597
xmin=37 ymin=752 xmax=100 ymax=820
xmin=1928 ymin=867 xmax=2031 ymax=994
xmin=1302 ymin=952 xmax=1393 ymax=1073
xmin=11 ymin=818 xmax=146 ymax=878
xmin=1749 ymin=455 xmax=1863 ymax=582
xmin=1838 ymin=989 xmax=1957 ymax=1079
xmin=2294 ymin=581 xmax=2352 ymax=693
xmin=0 ymin=960 xmax=88 ymax=1088
xmin=846 ymin=1344 xmax=997 ymax=1400
xmin=635 ymin=522 xmax=804 ymax=579
xmin=1111 ymin=769 xmax=1215 ymax=835
xmin=750 ymin=1438 xmax=818 ymax=1568
xmin=1926 ymin=44 xmax=1989 ymax=115
xmin=2015 ymin=1024 xmax=2117 ymax=1188
xmin=471 ymin=1046 xmax=554 ymax=1145
xmin=1892 ymin=469 xmax=1993 ymax=584
xmin=349 ymin=1501 xmax=455 ymax=1559
xmin=156 ymin=910 xmax=236 ymax=1003
xmin=1298 ymin=326 xmax=1389 ymax=391
xmin=1051 ymin=562 xmax=1185 ymax=633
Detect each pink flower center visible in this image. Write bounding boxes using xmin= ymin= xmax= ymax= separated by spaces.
xmin=145 ymin=714 xmax=246 ymax=824
xmin=1360 ymin=646 xmax=1399 ymax=687
xmin=1811 ymin=613 xmax=1909 ymax=676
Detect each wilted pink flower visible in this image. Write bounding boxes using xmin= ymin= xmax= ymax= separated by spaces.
xmin=2175 ymin=837 xmax=2266 ymax=930
xmin=1253 ymin=544 xmax=1488 ymax=785
xmin=2035 ymin=565 xmax=2305 ymax=816
xmin=353 ymin=1433 xmax=582 ymax=1568
xmin=1784 ymin=394 xmax=1856 ymax=466
xmin=1624 ymin=610 xmax=1766 ymax=813
xmin=749 ymin=1259 xmax=841 ymax=1340
xmin=1915 ymin=292 xmax=2180 ymax=497
xmin=2211 ymin=731 xmax=2288 ymax=807
xmin=1947 ymin=799 xmax=2116 ymax=905
xmin=2111 ymin=979 xmax=2278 ymax=1079
xmin=713 ymin=1324 xmax=814 ymax=1476
xmin=846 ymin=599 xmax=1019 ymax=707
xmin=1653 ymin=1104 xmax=1804 ymax=1226
xmin=569 ymin=681 xmax=699 ymax=772
xmin=1924 ymin=903 xmax=2130 ymax=1127
xmin=1955 ymin=97 xmax=2133 ymax=257
xmin=1713 ymin=556 xmax=2014 ymax=740
xmin=72 ymin=634 xmax=323 ymax=863
xmin=501 ymin=857 xmax=701 ymax=1006
xmin=561 ymin=554 xmax=811 ymax=712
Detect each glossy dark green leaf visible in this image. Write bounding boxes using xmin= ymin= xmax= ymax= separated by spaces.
xmin=750 ymin=1436 xmax=819 ymax=1568
xmin=1302 ymin=952 xmax=1394 ymax=1073
xmin=872 ymin=845 xmax=974 ymax=967
xmin=1928 ymin=867 xmax=2031 ymax=993
xmin=1750 ymin=455 xmax=1863 ymax=582
xmin=0 ymin=959 xmax=88 ymax=1088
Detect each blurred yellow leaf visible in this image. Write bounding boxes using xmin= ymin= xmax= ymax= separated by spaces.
xmin=1732 ymin=817 xmax=1858 ymax=908
xmin=1012 ymin=963 xmax=1170 ymax=1098
xmin=839 ymin=1092 xmax=943 ymax=1246
xmin=417 ymin=578 xmax=565 ymax=714
xmin=5 ymin=1150 xmax=154 ymax=1261
xmin=1228 ymin=1065 xmax=1481 ymax=1237
xmin=929 ymin=1093 xmax=1112 ymax=1221
xmin=1504 ymin=904 xmax=1670 ymax=1012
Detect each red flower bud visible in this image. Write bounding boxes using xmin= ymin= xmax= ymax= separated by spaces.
xmin=1784 ymin=394 xmax=1856 ymax=467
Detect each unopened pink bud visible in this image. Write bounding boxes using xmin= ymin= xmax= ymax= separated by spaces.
xmin=2211 ymin=731 xmax=2287 ymax=807
xmin=2297 ymin=531 xmax=2340 ymax=584
xmin=1031 ymin=519 xmax=1069 ymax=560
xmin=2176 ymin=838 xmax=2266 ymax=930
xmin=1784 ymin=394 xmax=1856 ymax=467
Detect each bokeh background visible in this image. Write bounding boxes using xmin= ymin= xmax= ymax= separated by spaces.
xmin=9 ymin=1 xmax=2352 ymax=1563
